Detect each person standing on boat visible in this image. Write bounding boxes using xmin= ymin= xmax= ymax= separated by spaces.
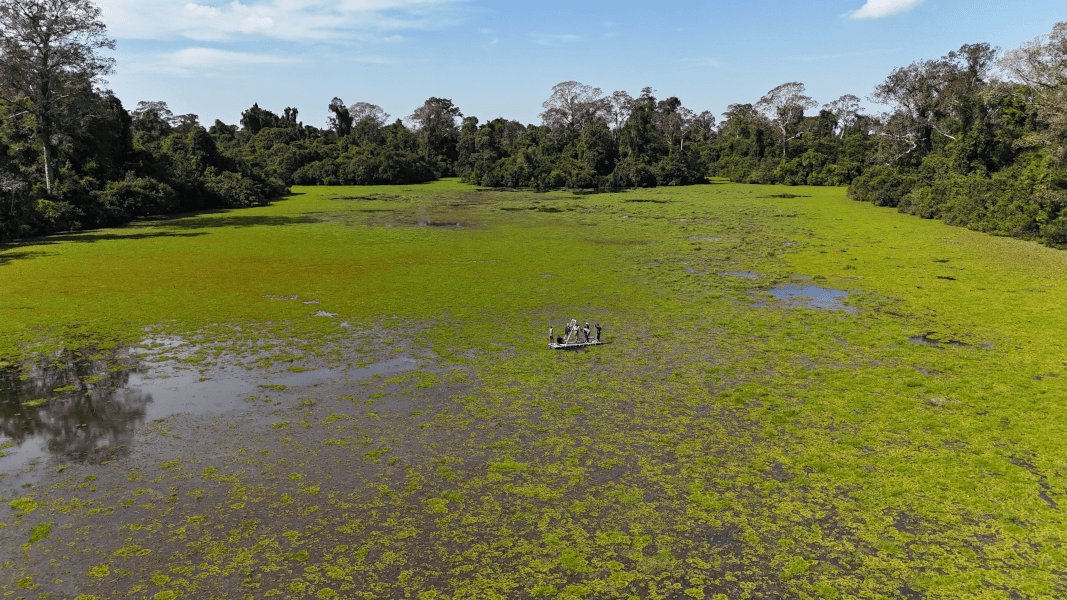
xmin=549 ymin=327 xmax=553 ymax=344
xmin=595 ymin=323 xmax=602 ymax=342
xmin=583 ymin=322 xmax=590 ymax=343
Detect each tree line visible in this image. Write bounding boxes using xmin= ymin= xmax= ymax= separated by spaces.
xmin=0 ymin=0 xmax=1064 ymax=247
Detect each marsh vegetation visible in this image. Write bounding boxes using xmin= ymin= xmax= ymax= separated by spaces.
xmin=1 ymin=181 xmax=1065 ymax=599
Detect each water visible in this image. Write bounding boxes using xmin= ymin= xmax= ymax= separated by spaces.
xmin=0 ymin=353 xmax=419 ymax=481
xmin=908 ymin=333 xmax=992 ymax=349
xmin=764 ymin=284 xmax=854 ymax=312
xmin=719 ymin=271 xmax=760 ymax=278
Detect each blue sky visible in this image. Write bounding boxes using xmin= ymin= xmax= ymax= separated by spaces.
xmin=102 ymin=0 xmax=1064 ymax=128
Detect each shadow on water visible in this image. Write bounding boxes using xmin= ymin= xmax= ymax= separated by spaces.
xmin=0 ymin=349 xmax=420 ymax=483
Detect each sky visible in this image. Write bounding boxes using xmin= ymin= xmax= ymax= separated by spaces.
xmin=100 ymin=0 xmax=1065 ymax=129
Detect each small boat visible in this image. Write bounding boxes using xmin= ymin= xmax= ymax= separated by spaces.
xmin=549 ymin=319 xmax=602 ymax=349
xmin=549 ymin=340 xmax=602 ymax=350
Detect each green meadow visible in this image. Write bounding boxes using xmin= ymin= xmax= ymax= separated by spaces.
xmin=1 ymin=180 xmax=1065 ymax=599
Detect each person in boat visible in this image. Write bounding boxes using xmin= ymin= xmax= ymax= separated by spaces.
xmin=549 ymin=327 xmax=553 ymax=343
xmin=583 ymin=322 xmax=590 ymax=342
xmin=595 ymin=323 xmax=602 ymax=342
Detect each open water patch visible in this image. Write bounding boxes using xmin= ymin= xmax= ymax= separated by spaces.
xmin=719 ymin=271 xmax=760 ymax=279
xmin=755 ymin=284 xmax=855 ymax=313
xmin=0 ymin=351 xmax=419 ymax=487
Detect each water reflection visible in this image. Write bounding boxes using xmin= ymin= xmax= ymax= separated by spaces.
xmin=0 ymin=351 xmax=421 ymax=479
xmin=0 ymin=351 xmax=146 ymax=466
xmin=758 ymin=284 xmax=855 ymax=313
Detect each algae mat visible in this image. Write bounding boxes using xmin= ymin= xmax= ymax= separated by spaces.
xmin=0 ymin=180 xmax=1065 ymax=599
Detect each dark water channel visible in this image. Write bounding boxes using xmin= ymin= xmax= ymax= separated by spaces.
xmin=0 ymin=349 xmax=418 ymax=486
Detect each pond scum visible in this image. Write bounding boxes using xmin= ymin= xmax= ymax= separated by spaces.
xmin=0 ymin=179 xmax=1065 ymax=599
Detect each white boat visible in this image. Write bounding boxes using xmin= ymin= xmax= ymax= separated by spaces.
xmin=549 ymin=340 xmax=602 ymax=350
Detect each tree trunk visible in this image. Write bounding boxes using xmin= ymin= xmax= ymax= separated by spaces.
xmin=38 ymin=117 xmax=53 ymax=194
xmin=41 ymin=137 xmax=53 ymax=194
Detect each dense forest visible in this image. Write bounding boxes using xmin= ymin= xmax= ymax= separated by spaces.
xmin=0 ymin=0 xmax=1064 ymax=247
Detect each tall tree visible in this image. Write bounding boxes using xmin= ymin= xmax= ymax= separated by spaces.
xmin=755 ymin=82 xmax=818 ymax=158
xmin=240 ymin=102 xmax=280 ymax=134
xmin=688 ymin=110 xmax=717 ymax=143
xmin=408 ymin=97 xmax=462 ymax=169
xmin=869 ymin=60 xmax=956 ymax=163
xmin=327 ymin=97 xmax=353 ymax=137
xmin=0 ymin=0 xmax=115 ymax=193
xmin=1000 ymin=22 xmax=1067 ymax=161
xmin=606 ymin=90 xmax=633 ymax=140
xmin=348 ymin=102 xmax=390 ymax=127
xmin=823 ymin=94 xmax=862 ymax=138
xmin=539 ymin=81 xmax=607 ymax=141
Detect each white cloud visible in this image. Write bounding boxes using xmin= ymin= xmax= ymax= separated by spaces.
xmin=683 ymin=57 xmax=721 ymax=67
xmin=849 ymin=0 xmax=923 ymax=19
xmin=123 ymin=47 xmax=305 ymax=77
xmin=530 ymin=33 xmax=580 ymax=46
xmin=184 ymin=3 xmax=218 ymax=19
xmin=97 ymin=0 xmax=466 ymax=42
xmin=172 ymin=47 xmax=301 ymax=66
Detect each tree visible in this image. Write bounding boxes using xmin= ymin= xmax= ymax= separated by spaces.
xmin=0 ymin=0 xmax=115 ymax=193
xmin=240 ymin=102 xmax=280 ymax=135
xmin=606 ymin=90 xmax=633 ymax=140
xmin=823 ymin=94 xmax=862 ymax=138
xmin=408 ymin=97 xmax=462 ymax=170
xmin=656 ymin=96 xmax=695 ymax=154
xmin=281 ymin=106 xmax=299 ymax=128
xmin=130 ymin=100 xmax=175 ymax=144
xmin=327 ymin=97 xmax=353 ymax=137
xmin=688 ymin=110 xmax=717 ymax=143
xmin=539 ymin=81 xmax=607 ymax=141
xmin=348 ymin=102 xmax=390 ymax=127
xmin=755 ymin=82 xmax=818 ymax=158
xmin=1000 ymin=22 xmax=1067 ymax=160
xmin=869 ymin=59 xmax=957 ymax=163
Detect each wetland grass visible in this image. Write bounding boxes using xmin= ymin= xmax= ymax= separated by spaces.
xmin=0 ymin=180 xmax=1064 ymax=598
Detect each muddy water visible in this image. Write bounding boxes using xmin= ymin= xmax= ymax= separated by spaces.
xmin=0 ymin=351 xmax=419 ymax=485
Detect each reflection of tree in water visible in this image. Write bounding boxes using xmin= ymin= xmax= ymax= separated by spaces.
xmin=0 ymin=349 xmax=151 ymax=463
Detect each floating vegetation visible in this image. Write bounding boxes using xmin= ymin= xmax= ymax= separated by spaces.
xmin=0 ymin=181 xmax=1063 ymax=599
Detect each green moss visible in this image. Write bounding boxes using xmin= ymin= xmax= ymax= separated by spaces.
xmin=9 ymin=498 xmax=37 ymax=512
xmin=28 ymin=522 xmax=52 ymax=542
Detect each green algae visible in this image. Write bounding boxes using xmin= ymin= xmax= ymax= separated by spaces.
xmin=1 ymin=180 xmax=1066 ymax=598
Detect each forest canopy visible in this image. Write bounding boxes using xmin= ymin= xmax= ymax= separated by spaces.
xmin=0 ymin=0 xmax=1064 ymax=248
